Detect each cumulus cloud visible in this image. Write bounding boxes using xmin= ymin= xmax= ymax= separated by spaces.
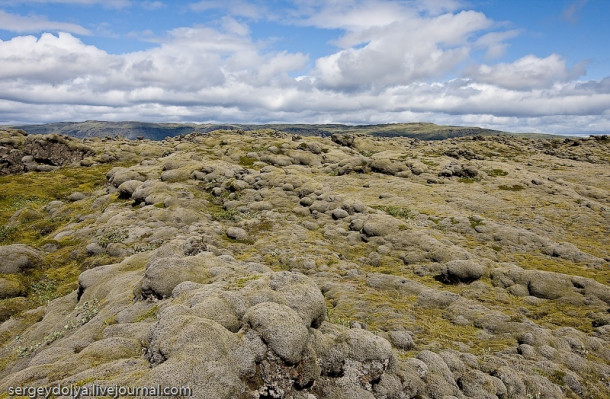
xmin=312 ymin=10 xmax=491 ymax=90
xmin=0 ymin=0 xmax=608 ymax=135
xmin=0 ymin=28 xmax=308 ymax=106
xmin=474 ymin=29 xmax=521 ymax=59
xmin=282 ymin=1 xmax=502 ymax=91
xmin=465 ymin=54 xmax=587 ymax=90
xmin=0 ymin=10 xmax=91 ymax=34
xmin=296 ymin=0 xmax=413 ymax=30
xmin=0 ymin=33 xmax=111 ymax=84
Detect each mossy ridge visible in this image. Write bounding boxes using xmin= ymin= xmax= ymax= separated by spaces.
xmin=373 ymin=205 xmax=413 ymax=219
xmin=0 ymin=163 xmax=120 ymax=230
xmin=0 ymin=164 xmax=114 ymax=218
xmin=0 ymin=129 xmax=607 ymax=396
xmin=415 ymin=308 xmax=515 ymax=355
xmin=326 ymin=278 xmax=516 ymax=355
xmin=503 ymin=252 xmax=608 ymax=284
xmin=134 ymin=304 xmax=159 ymax=322
xmin=0 ymin=163 xmax=128 ymax=324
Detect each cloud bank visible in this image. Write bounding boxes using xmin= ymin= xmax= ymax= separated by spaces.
xmin=0 ymin=0 xmax=608 ymax=134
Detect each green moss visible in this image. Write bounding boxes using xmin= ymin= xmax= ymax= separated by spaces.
xmin=0 ymin=163 xmax=118 ymax=248
xmin=458 ymin=177 xmax=481 ymax=183
xmin=135 ymin=305 xmax=159 ymax=322
xmin=238 ymin=155 xmax=255 ymax=167
xmin=421 ymin=159 xmax=439 ymax=167
xmin=133 ymin=242 xmax=160 ymax=253
xmin=29 ymin=275 xmax=57 ymax=305
xmin=498 ymin=184 xmax=524 ymax=191
xmin=0 ymin=164 xmax=112 ymax=222
xmin=374 ymin=205 xmax=413 ymax=219
xmin=234 ymin=275 xmax=261 ymax=288
xmin=549 ymin=369 xmax=566 ymax=386
xmin=506 ymin=252 xmax=608 ymax=284
xmin=16 ymin=297 xmax=101 ymax=358
xmin=104 ymin=315 xmax=118 ymax=326
xmin=75 ymin=376 xmax=96 ymax=387
xmin=416 ymin=308 xmax=515 ymax=354
xmin=98 ymin=229 xmax=129 ymax=248
xmin=0 ymin=297 xmax=29 ymax=322
xmin=469 ymin=216 xmax=485 ymax=229
xmin=484 ymin=168 xmax=509 ymax=177
xmin=245 ymin=218 xmax=273 ymax=234
xmin=210 ymin=208 xmax=239 ymax=221
xmin=0 ymin=225 xmax=17 ymax=244
xmin=358 ymin=149 xmax=378 ymax=157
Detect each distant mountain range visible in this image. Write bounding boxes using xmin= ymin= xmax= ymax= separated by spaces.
xmin=8 ymin=121 xmax=558 ymax=140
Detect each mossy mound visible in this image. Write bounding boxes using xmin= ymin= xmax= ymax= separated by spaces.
xmin=0 ymin=129 xmax=608 ymax=398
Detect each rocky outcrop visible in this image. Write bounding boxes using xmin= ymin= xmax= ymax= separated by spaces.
xmin=0 ymin=130 xmax=94 ymax=175
xmin=0 ymin=129 xmax=608 ymax=398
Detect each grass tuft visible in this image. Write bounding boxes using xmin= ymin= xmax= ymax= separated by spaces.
xmin=374 ymin=205 xmax=413 ymax=219
xmin=498 ymin=184 xmax=524 ymax=191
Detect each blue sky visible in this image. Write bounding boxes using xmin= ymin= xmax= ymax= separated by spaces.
xmin=0 ymin=0 xmax=609 ymax=134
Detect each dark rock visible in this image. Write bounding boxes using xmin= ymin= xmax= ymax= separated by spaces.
xmin=331 ymin=134 xmax=355 ymax=147
xmin=1 ymin=134 xmax=94 ymax=175
xmin=439 ymin=260 xmax=486 ymax=284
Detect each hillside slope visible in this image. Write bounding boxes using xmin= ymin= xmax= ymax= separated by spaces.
xmin=0 ymin=128 xmax=608 ymax=398
xmin=8 ymin=121 xmax=541 ymax=141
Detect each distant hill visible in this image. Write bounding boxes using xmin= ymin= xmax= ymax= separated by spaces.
xmin=9 ymin=121 xmax=558 ymax=140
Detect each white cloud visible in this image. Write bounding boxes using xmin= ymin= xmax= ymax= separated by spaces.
xmin=189 ymin=0 xmax=267 ymax=19
xmin=221 ymin=17 xmax=250 ymax=36
xmin=5 ymin=0 xmax=130 ymax=8
xmin=411 ymin=0 xmax=463 ymax=15
xmin=297 ymin=0 xmax=414 ymax=30
xmin=0 ymin=1 xmax=608 ymax=135
xmin=0 ymin=33 xmax=112 ymax=84
xmin=0 ymin=10 xmax=91 ymax=34
xmin=142 ymin=1 xmax=164 ymax=10
xmin=474 ymin=29 xmax=521 ymax=59
xmin=562 ymin=0 xmax=588 ymax=24
xmin=312 ymin=10 xmax=492 ymax=90
xmin=465 ymin=54 xmax=587 ymax=90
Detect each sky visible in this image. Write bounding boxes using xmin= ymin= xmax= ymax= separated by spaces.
xmin=0 ymin=0 xmax=609 ymax=135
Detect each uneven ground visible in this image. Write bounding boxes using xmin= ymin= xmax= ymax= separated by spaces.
xmin=0 ymin=128 xmax=608 ymax=398
xmin=9 ymin=121 xmax=512 ymax=141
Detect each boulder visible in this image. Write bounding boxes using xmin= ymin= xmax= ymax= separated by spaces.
xmin=439 ymin=260 xmax=486 ymax=284
xmin=438 ymin=161 xmax=478 ymax=178
xmin=0 ymin=244 xmax=44 ymax=274
xmin=243 ymin=302 xmax=309 ymax=364
xmin=226 ymin=227 xmax=248 ymax=241
xmin=527 ymin=272 xmax=572 ymax=300
xmin=331 ymin=208 xmax=349 ymax=220
xmin=117 ymin=180 xmax=144 ymax=199
xmin=0 ymin=277 xmax=24 ymax=299
xmin=388 ymin=331 xmax=415 ymax=350
xmin=140 ymin=256 xmax=213 ymax=299
xmin=370 ymin=159 xmax=408 ymax=175
xmin=106 ymin=167 xmax=146 ymax=187
xmin=68 ymin=192 xmax=87 ymax=201
xmin=331 ymin=134 xmax=355 ymax=147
